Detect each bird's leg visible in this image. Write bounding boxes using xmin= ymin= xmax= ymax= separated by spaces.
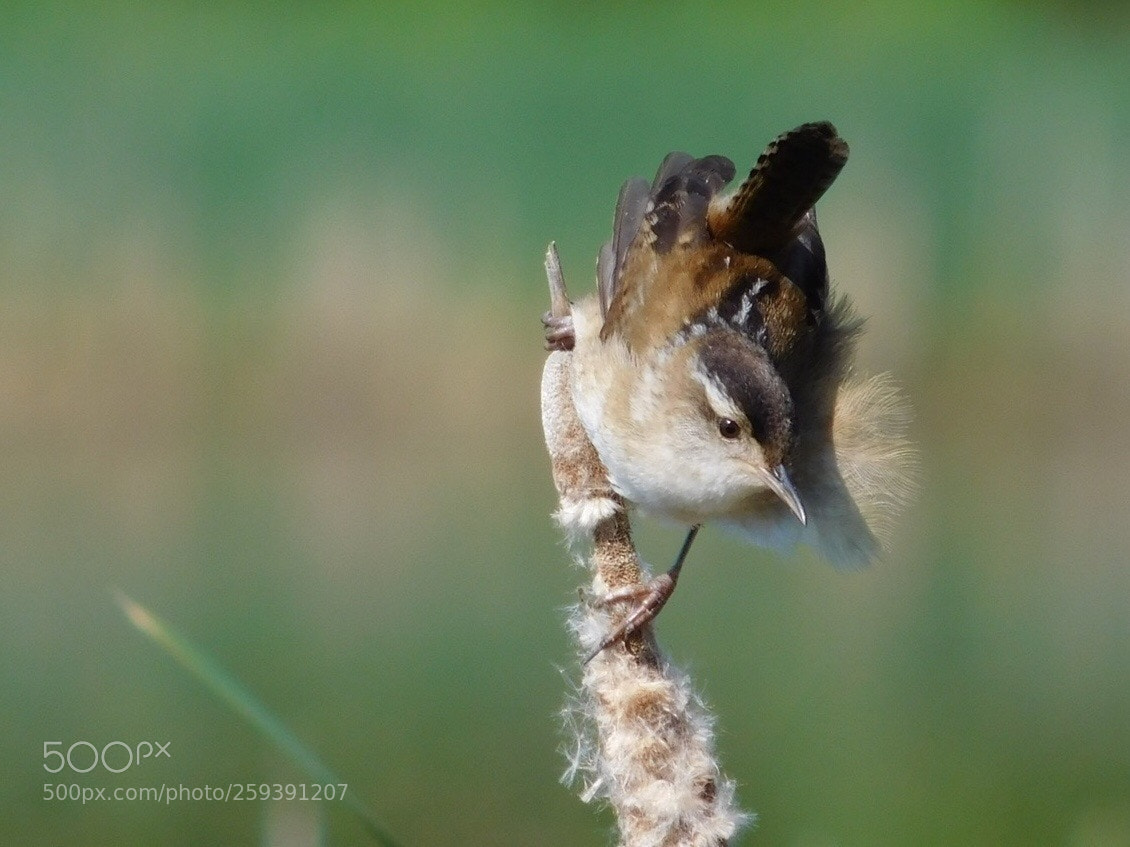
xmin=583 ymin=525 xmax=700 ymax=663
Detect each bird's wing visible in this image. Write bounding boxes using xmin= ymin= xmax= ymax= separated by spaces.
xmin=598 ymin=123 xmax=848 ymax=354
xmin=599 ymin=153 xmax=736 ymax=348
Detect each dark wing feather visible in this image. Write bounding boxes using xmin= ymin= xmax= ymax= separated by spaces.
xmin=651 ymin=151 xmax=695 ymax=191
xmin=613 ymin=179 xmax=650 ymax=277
xmin=649 ymin=154 xmax=735 ymax=254
xmin=597 ymin=153 xmax=696 ymax=317
xmin=771 ymin=209 xmax=829 ymax=317
xmin=596 ymin=240 xmax=616 ymax=319
xmin=600 ymin=154 xmax=736 ymax=344
xmin=599 ymin=177 xmax=650 ymax=317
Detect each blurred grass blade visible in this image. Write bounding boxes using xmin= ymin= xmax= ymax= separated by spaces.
xmin=115 ymin=591 xmax=403 ymax=847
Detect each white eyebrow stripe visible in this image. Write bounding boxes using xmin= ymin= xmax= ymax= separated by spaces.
xmin=691 ymin=365 xmax=744 ymax=423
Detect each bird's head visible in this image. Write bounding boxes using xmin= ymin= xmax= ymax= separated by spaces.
xmin=672 ymin=326 xmax=807 ymax=524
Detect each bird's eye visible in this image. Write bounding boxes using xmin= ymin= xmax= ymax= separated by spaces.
xmin=717 ymin=418 xmax=741 ymax=439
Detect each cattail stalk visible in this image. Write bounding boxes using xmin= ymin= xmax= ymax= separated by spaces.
xmin=540 ymin=244 xmax=750 ymax=847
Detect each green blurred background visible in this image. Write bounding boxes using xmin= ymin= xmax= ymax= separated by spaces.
xmin=3 ymin=2 xmax=1129 ymax=844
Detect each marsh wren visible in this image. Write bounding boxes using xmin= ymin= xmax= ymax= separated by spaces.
xmin=544 ymin=122 xmax=913 ymax=659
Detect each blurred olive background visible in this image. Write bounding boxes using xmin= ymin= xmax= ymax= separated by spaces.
xmin=3 ymin=2 xmax=1130 ymax=845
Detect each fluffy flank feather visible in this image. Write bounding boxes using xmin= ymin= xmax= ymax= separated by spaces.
xmin=831 ymin=373 xmax=918 ymax=546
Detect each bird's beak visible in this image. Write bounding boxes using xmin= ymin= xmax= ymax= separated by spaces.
xmin=763 ymin=464 xmax=807 ymax=525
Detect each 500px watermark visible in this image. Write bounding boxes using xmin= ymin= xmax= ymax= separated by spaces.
xmin=43 ymin=783 xmax=349 ymax=804
xmin=43 ymin=741 xmax=170 ymax=774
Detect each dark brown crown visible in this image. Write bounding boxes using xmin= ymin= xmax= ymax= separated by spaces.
xmin=694 ymin=328 xmax=794 ymax=467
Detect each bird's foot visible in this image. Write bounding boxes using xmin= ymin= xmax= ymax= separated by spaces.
xmin=582 ymin=525 xmax=699 ymax=664
xmin=542 ymin=311 xmax=575 ymax=351
xmin=582 ymin=570 xmax=677 ymax=664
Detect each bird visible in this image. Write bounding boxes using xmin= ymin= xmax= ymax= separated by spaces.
xmin=544 ymin=121 xmax=914 ymax=660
